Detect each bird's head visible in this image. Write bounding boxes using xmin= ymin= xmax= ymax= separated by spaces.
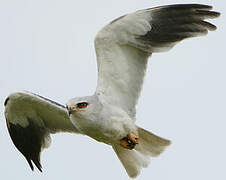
xmin=66 ymin=95 xmax=102 ymax=120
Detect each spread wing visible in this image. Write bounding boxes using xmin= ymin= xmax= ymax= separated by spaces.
xmin=4 ymin=91 xmax=80 ymax=172
xmin=95 ymin=4 xmax=220 ymax=118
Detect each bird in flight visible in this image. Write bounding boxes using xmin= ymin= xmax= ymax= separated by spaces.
xmin=4 ymin=4 xmax=220 ymax=178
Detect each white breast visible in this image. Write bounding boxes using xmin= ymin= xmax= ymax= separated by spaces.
xmin=70 ymin=105 xmax=137 ymax=145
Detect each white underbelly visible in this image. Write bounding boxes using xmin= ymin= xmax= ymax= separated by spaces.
xmin=71 ymin=116 xmax=133 ymax=145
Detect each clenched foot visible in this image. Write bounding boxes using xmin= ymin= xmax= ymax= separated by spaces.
xmin=120 ymin=132 xmax=139 ymax=150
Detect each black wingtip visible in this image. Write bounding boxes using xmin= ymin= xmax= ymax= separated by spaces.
xmin=33 ymin=159 xmax=43 ymax=172
xmin=171 ymin=4 xmax=213 ymax=10
xmin=26 ymin=158 xmax=34 ymax=171
xmin=195 ymin=9 xmax=221 ymax=18
xmin=191 ymin=4 xmax=213 ymax=10
xmin=7 ymin=120 xmax=45 ymax=172
xmin=149 ymin=4 xmax=214 ymax=11
xmin=137 ymin=3 xmax=220 ymax=49
xmin=213 ymin=11 xmax=221 ymax=18
xmin=26 ymin=157 xmax=43 ymax=172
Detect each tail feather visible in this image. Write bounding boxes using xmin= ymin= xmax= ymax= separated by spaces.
xmin=113 ymin=126 xmax=170 ymax=178
xmin=135 ymin=127 xmax=171 ymax=157
xmin=113 ymin=145 xmax=149 ymax=178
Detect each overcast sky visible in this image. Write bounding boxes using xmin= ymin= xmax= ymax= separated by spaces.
xmin=0 ymin=0 xmax=225 ymax=179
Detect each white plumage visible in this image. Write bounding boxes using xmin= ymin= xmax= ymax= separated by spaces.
xmin=4 ymin=4 xmax=219 ymax=178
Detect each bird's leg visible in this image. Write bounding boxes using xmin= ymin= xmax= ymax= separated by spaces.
xmin=120 ymin=132 xmax=139 ymax=150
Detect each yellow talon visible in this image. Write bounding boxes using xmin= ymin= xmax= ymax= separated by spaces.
xmin=120 ymin=132 xmax=139 ymax=150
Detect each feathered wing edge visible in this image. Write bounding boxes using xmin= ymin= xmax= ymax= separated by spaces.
xmin=135 ymin=4 xmax=220 ymax=53
xmin=4 ymin=91 xmax=79 ymax=172
xmin=6 ymin=118 xmax=48 ymax=172
xmin=95 ymin=4 xmax=220 ymax=118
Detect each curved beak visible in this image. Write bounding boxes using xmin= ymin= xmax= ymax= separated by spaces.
xmin=68 ymin=109 xmax=74 ymax=115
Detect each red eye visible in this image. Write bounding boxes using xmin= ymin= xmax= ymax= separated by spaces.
xmin=76 ymin=102 xmax=88 ymax=109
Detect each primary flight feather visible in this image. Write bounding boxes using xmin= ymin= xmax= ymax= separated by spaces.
xmin=4 ymin=4 xmax=220 ymax=178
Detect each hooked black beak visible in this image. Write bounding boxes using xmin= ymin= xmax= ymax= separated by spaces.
xmin=68 ymin=109 xmax=74 ymax=115
xmin=66 ymin=105 xmax=73 ymax=115
xmin=66 ymin=105 xmax=79 ymax=115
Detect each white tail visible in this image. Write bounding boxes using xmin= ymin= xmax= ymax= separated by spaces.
xmin=113 ymin=126 xmax=171 ymax=178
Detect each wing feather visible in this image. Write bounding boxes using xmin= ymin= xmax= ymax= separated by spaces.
xmin=4 ymin=91 xmax=79 ymax=171
xmin=95 ymin=4 xmax=219 ymax=118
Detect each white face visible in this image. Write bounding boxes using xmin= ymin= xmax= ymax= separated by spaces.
xmin=66 ymin=99 xmax=89 ymax=116
xmin=66 ymin=96 xmax=103 ymax=133
xmin=66 ymin=95 xmax=102 ymax=120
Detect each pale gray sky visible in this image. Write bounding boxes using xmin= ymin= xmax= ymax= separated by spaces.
xmin=0 ymin=0 xmax=225 ymax=179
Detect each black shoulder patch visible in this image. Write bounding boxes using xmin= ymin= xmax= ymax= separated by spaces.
xmin=4 ymin=97 xmax=9 ymax=106
xmin=7 ymin=118 xmax=47 ymax=172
